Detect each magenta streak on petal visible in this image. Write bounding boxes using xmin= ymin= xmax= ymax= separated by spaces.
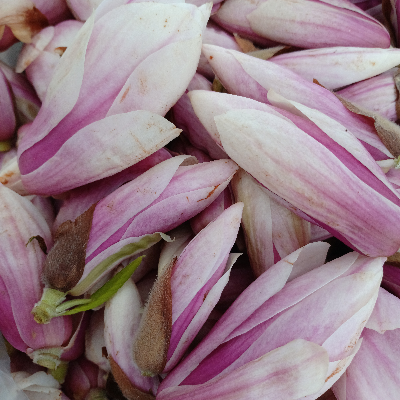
xmin=61 ymin=313 xmax=90 ymax=361
xmin=0 ymin=68 xmax=16 ymax=141
xmin=181 ymin=318 xmax=273 ymax=385
xmin=382 ymin=264 xmax=400 ymax=298
xmin=167 ymin=257 xmax=228 ymax=362
xmin=87 ymin=227 xmax=125 ymax=263
xmin=85 ymin=184 xmax=225 ymax=263
xmin=86 ymin=161 xmax=236 ymax=262
xmin=205 ymin=47 xmax=390 ymax=159
xmin=276 ymin=108 xmax=400 ymax=206
xmin=54 ymin=149 xmax=171 ymax=228
xmin=0 ymin=275 xmax=27 ymax=352
xmin=273 ymin=244 xmax=280 ymax=264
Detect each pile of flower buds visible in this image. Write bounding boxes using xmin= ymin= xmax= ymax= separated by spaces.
xmin=2 ymin=0 xmax=400 ymax=398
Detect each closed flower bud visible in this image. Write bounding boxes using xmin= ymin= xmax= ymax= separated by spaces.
xmin=160 ymin=244 xmax=383 ymax=399
xmin=212 ymin=0 xmax=390 ymax=48
xmin=17 ymin=2 xmax=211 ymax=195
xmin=133 ymin=204 xmax=243 ymax=376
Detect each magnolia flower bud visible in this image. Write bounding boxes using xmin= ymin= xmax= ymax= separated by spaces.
xmin=32 ymin=156 xmax=238 ymax=325
xmin=201 ymin=45 xmax=392 ymax=160
xmin=105 ymin=277 xmax=158 ymax=399
xmin=133 ymin=204 xmax=243 ymax=376
xmin=160 ymin=243 xmax=384 ymax=399
xmin=189 ymin=90 xmax=400 ymax=257
xmin=0 ymin=184 xmax=73 ymax=368
xmin=17 ymin=2 xmax=211 ymax=195
xmin=212 ymin=0 xmax=390 ymax=48
xmin=271 ymin=47 xmax=400 ymax=90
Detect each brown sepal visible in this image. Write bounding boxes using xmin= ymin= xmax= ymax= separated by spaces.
xmin=387 ymin=251 xmax=400 ymax=268
xmin=54 ymin=46 xmax=67 ymax=56
xmin=43 ymin=204 xmax=97 ymax=292
xmin=233 ymin=33 xmax=258 ymax=53
xmin=381 ymin=0 xmax=397 ymax=47
xmin=313 ymin=78 xmax=326 ymax=88
xmin=109 ymin=356 xmax=155 ymax=400
xmin=212 ymin=77 xmax=227 ymax=93
xmin=133 ymin=258 xmax=175 ymax=376
xmin=248 ymin=45 xmax=291 ymax=61
xmin=393 ymin=68 xmax=400 ymax=121
xmin=336 ymin=94 xmax=400 ymax=158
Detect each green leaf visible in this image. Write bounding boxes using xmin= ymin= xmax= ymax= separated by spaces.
xmin=69 ymin=232 xmax=165 ymax=296
xmin=62 ymin=256 xmax=143 ymax=315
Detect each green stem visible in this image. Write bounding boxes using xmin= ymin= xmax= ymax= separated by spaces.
xmin=86 ymin=388 xmax=109 ymax=400
xmin=55 ymin=298 xmax=91 ymax=314
xmin=32 ymin=288 xmax=66 ymax=324
xmin=394 ymin=155 xmax=400 ymax=169
xmin=30 ymin=347 xmax=64 ymax=370
xmin=49 ymin=361 xmax=69 ymax=383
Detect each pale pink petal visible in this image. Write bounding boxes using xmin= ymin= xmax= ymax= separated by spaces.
xmin=20 ymin=111 xmax=181 ymax=195
xmin=337 ymin=68 xmax=399 ymax=121
xmin=302 ymin=340 xmax=362 ymax=400
xmin=85 ymin=155 xmax=191 ymax=258
xmin=333 ymin=328 xmax=400 ymax=400
xmin=215 ymin=108 xmax=400 ymax=256
xmin=247 ymin=0 xmax=389 ymax=48
xmin=159 ymin=249 xmax=298 ymax=390
xmin=105 ymin=278 xmax=158 ymax=393
xmin=170 ymin=203 xmax=243 ymax=323
xmin=202 ymin=45 xmax=391 ymax=159
xmin=271 ymin=48 xmax=400 ymax=90
xmin=107 ymin=38 xmax=203 ymax=117
xmin=158 ymin=340 xmax=329 ymax=400
xmin=366 ymin=287 xmax=400 ymax=333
